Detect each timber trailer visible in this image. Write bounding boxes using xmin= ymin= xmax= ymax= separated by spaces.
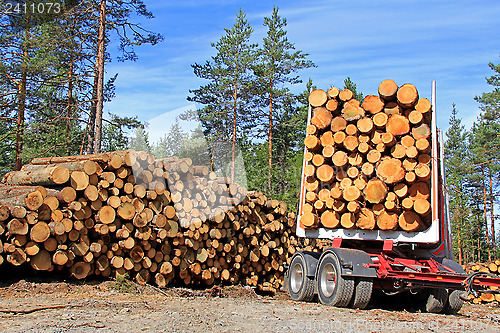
xmin=284 ymin=81 xmax=500 ymax=313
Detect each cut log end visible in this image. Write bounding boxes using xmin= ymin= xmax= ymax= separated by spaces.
xmin=309 ymin=89 xmax=328 ymax=107
xmin=397 ymin=83 xmax=419 ymax=108
xmin=376 ymin=158 xmax=405 ymax=184
xmin=399 ymin=211 xmax=423 ymax=232
xmin=362 ymin=95 xmax=384 ymax=114
xmin=378 ymin=79 xmax=398 ymax=100
xmin=364 ymin=179 xmax=388 ymax=204
xmin=310 ymin=107 xmax=333 ymax=130
xmin=386 ymin=114 xmax=410 ymax=136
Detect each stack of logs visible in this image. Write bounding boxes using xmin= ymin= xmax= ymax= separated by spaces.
xmin=0 ymin=150 xmax=324 ymax=293
xmin=302 ymin=80 xmax=433 ymax=232
xmin=465 ymin=261 xmax=500 ymax=304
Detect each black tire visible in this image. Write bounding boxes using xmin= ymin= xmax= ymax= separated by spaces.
xmin=349 ymin=278 xmax=373 ymax=309
xmin=287 ymin=255 xmax=315 ymax=302
xmin=426 ymin=288 xmax=448 ymax=313
xmin=316 ymin=253 xmax=354 ymax=307
xmin=442 ymin=290 xmax=465 ymax=315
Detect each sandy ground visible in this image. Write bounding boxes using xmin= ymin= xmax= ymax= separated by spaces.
xmin=0 ymin=277 xmax=499 ymax=333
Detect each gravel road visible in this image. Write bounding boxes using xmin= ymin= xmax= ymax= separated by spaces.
xmin=0 ymin=279 xmax=499 ymax=333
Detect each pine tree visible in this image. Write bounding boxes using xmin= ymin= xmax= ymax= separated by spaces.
xmin=88 ymin=0 xmax=163 ymax=153
xmin=475 ymin=56 xmax=500 ymax=119
xmin=472 ymin=56 xmax=500 ymax=257
xmin=0 ymin=3 xmax=57 ymax=169
xmin=188 ymin=9 xmax=257 ymax=182
xmin=152 ymin=119 xmax=188 ymax=159
xmin=253 ymin=6 xmax=315 ymax=191
xmin=129 ymin=125 xmax=151 ymax=153
xmin=101 ymin=113 xmax=141 ymax=152
xmin=445 ymin=105 xmax=472 ymax=264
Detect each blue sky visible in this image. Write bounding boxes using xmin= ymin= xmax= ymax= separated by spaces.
xmin=105 ymin=0 xmax=500 ymax=143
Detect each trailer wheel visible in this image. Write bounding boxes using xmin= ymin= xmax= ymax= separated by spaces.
xmin=349 ymin=278 xmax=373 ymax=309
xmin=442 ymin=290 xmax=465 ymax=315
xmin=287 ymin=255 xmax=315 ymax=302
xmin=426 ymin=289 xmax=447 ymax=313
xmin=316 ymin=253 xmax=354 ymax=307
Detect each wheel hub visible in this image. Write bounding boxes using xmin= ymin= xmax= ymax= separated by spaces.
xmin=320 ymin=263 xmax=336 ymax=298
xmin=290 ymin=263 xmax=304 ymax=294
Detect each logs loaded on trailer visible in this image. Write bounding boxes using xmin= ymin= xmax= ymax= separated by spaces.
xmin=0 ymin=150 xmax=326 ymax=293
xmin=304 ymin=80 xmax=432 ymax=232
xmin=465 ymin=261 xmax=500 ymax=304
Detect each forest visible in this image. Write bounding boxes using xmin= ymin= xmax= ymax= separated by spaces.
xmin=0 ymin=1 xmax=499 ymax=264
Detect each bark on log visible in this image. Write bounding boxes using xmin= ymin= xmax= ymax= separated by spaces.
xmin=3 ymin=166 xmax=70 ymax=186
xmin=21 ymin=160 xmax=98 ymax=176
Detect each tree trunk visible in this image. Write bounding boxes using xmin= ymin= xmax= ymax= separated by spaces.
xmin=489 ymin=169 xmax=495 ymax=253
xmin=93 ymin=0 xmax=107 ymax=154
xmin=268 ymin=86 xmax=273 ymax=192
xmin=15 ymin=30 xmax=29 ymax=171
xmin=455 ymin=206 xmax=463 ymax=265
xmin=482 ymin=167 xmax=492 ymax=261
xmin=230 ymin=46 xmax=240 ymax=183
xmin=86 ymin=73 xmax=98 ymax=154
xmin=67 ymin=53 xmax=74 ymax=156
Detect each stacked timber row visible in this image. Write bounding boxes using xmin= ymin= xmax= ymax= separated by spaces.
xmin=0 ymin=150 xmax=324 ymax=293
xmin=465 ymin=261 xmax=500 ymax=304
xmin=302 ymin=80 xmax=432 ymax=232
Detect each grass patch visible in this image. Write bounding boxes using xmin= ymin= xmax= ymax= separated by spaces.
xmin=110 ymin=273 xmax=138 ymax=294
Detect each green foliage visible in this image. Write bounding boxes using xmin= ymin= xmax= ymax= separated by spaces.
xmin=252 ymin=6 xmax=315 ymax=138
xmin=446 ymin=55 xmax=500 ymax=262
xmin=188 ymin=9 xmax=257 ymax=145
xmin=152 ymin=119 xmax=188 ymax=158
xmin=243 ymin=80 xmax=313 ymax=210
xmin=102 ymin=113 xmax=142 ymax=153
xmin=0 ymin=0 xmax=162 ymax=170
xmin=445 ymin=105 xmax=476 ymax=263
xmin=111 ymin=273 xmax=138 ymax=294
xmin=129 ymin=124 xmax=151 ymax=153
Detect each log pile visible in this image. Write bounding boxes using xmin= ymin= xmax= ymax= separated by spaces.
xmin=465 ymin=261 xmax=500 ymax=304
xmin=302 ymin=80 xmax=432 ymax=232
xmin=0 ymin=150 xmax=324 ymax=293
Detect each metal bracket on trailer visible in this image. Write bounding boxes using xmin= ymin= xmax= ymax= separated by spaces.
xmin=321 ymin=248 xmax=378 ymax=278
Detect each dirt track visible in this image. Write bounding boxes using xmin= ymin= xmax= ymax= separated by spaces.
xmin=0 ymin=278 xmax=499 ymax=333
